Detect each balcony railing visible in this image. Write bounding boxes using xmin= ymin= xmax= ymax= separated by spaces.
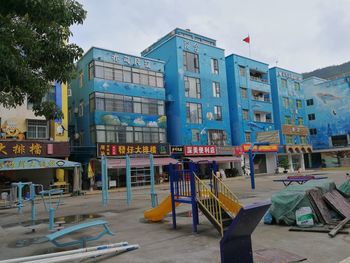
xmin=250 ymin=76 xmax=268 ymax=83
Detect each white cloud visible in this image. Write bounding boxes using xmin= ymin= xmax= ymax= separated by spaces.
xmin=71 ymin=0 xmax=350 ymax=73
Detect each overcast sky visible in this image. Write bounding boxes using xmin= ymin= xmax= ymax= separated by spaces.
xmin=70 ymin=0 xmax=350 ymax=73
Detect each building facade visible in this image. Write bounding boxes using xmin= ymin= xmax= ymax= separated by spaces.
xmin=269 ymin=67 xmax=312 ymax=171
xmin=68 ymin=47 xmax=171 ymax=188
xmin=0 ymin=81 xmax=70 ymax=190
xmin=141 ymin=28 xmax=239 ymax=174
xmin=226 ymin=54 xmax=278 ymax=174
xmin=141 ymin=28 xmax=232 ymax=147
xmin=303 ymin=75 xmax=350 ymax=168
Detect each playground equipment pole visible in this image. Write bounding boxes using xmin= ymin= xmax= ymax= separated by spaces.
xmin=101 ymin=155 xmax=109 ymax=207
xmin=248 ymin=142 xmax=270 ymax=190
xmin=169 ymin=164 xmax=177 ymax=229
xmin=49 ymin=207 xmax=55 ymax=230
xmin=189 ymin=162 xmax=199 ymax=231
xmin=149 ymin=154 xmax=157 ymax=208
xmin=30 ymin=184 xmax=36 ymax=225
xmin=126 ymin=155 xmax=132 ymax=206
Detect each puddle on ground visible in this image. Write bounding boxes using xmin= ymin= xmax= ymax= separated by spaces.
xmin=8 ymin=236 xmax=48 ymax=248
xmin=2 ymin=213 xmax=102 ymax=229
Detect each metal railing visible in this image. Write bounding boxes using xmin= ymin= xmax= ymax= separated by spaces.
xmin=212 ymin=172 xmax=242 ymax=217
xmin=195 ymin=174 xmax=224 ymax=236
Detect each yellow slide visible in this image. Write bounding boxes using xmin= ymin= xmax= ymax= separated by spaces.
xmin=218 ymin=193 xmax=242 ymax=217
xmin=144 ymin=195 xmax=181 ymax=222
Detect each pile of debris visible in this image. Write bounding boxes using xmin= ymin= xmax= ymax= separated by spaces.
xmin=268 ymin=179 xmax=350 ymax=237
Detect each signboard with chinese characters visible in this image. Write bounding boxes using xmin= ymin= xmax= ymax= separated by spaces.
xmin=171 ymin=146 xmax=184 ymax=154
xmin=233 ymin=146 xmax=243 ymax=156
xmin=0 ymin=141 xmax=69 ymax=158
xmin=184 ymin=145 xmax=216 ymax=156
xmin=256 ymin=130 xmax=280 ymax=144
xmin=241 ymin=144 xmax=279 ymax=153
xmin=97 ymin=143 xmax=169 ymax=157
xmin=0 ymin=157 xmax=80 ymax=171
xmin=282 ymin=125 xmax=308 ymax=136
xmin=216 ymin=146 xmax=234 ymax=156
xmin=278 ymin=71 xmax=302 ymax=81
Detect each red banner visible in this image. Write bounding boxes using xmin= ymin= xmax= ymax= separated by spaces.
xmin=184 ymin=145 xmax=216 ymax=156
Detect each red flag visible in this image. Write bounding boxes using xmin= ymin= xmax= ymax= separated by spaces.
xmin=243 ymin=36 xmax=250 ymax=44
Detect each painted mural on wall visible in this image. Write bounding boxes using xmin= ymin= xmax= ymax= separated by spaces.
xmin=96 ymin=112 xmax=167 ymax=129
xmin=0 ymin=119 xmax=25 ymax=140
xmin=304 ymin=76 xmax=350 ymax=149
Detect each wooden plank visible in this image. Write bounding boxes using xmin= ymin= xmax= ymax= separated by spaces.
xmin=307 ymin=189 xmax=333 ymax=224
xmin=323 ymin=190 xmax=350 ymax=218
xmin=289 ymin=226 xmax=349 ymax=234
xmin=329 ymin=218 xmax=350 ymax=237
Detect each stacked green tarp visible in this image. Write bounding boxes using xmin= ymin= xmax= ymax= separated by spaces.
xmin=270 ymin=179 xmax=336 ymax=225
xmin=339 ymin=179 xmax=350 ymax=196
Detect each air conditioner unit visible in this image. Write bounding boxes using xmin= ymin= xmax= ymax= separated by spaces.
xmin=68 ymin=88 xmax=72 ymax=97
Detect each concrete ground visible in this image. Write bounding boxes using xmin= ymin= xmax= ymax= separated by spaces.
xmin=0 ymin=170 xmax=349 ymax=263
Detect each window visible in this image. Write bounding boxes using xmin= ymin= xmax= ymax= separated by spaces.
xmin=252 ymin=90 xmax=270 ymax=102
xmin=296 ymin=99 xmax=302 ymax=109
xmin=241 ymin=88 xmax=247 ymax=98
xmin=300 ymin=136 xmax=307 ymax=144
xmin=242 ymin=109 xmax=249 ymax=120
xmin=88 ymin=93 xmax=165 ymax=115
xmin=286 ymin=135 xmax=293 ymax=144
xmin=245 ymin=132 xmax=251 ymax=142
xmin=211 ymin=58 xmax=219 ymax=74
xmin=283 ymin=97 xmax=289 ymax=108
xmin=239 ymin=66 xmax=245 ymax=77
xmin=88 ymin=61 xmax=164 ymax=88
xmin=309 ymin=128 xmax=317 ymax=135
xmin=79 ymin=71 xmax=83 ymax=87
xmin=249 ymin=70 xmax=268 ymax=83
xmin=88 ymin=62 xmax=94 ymax=80
xmin=212 ymin=82 xmax=220 ymax=97
xmin=184 ymin=76 xmax=201 ymax=98
xmin=27 ymin=120 xmax=48 ymax=139
xmin=306 ymin=99 xmax=314 ymax=106
xmin=183 ymin=51 xmax=199 ymax=73
xmin=298 ymin=117 xmax=304 ymax=125
xmin=254 ymin=113 xmax=261 ymax=122
xmin=93 ymin=125 xmax=166 ymax=144
xmin=214 ymin=106 xmax=222 ymax=121
xmin=308 ymin=114 xmax=315 ymax=121
xmin=285 ymin=115 xmax=292 ymax=124
xmin=186 ymin=102 xmax=202 ymax=123
xmin=294 ymin=82 xmax=300 ymax=91
xmin=192 ymin=129 xmax=200 ymax=142
xmin=281 ymin=78 xmax=287 ymax=88
xmin=79 ymin=100 xmax=84 ymax=117
xmin=208 ymin=130 xmax=226 ymax=146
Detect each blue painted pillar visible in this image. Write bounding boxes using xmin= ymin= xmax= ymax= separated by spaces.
xmin=248 ymin=149 xmax=255 ymax=190
xmin=126 ymin=155 xmax=132 ymax=206
xmin=149 ymin=154 xmax=157 ymax=208
xmin=169 ymin=164 xmax=177 ymax=229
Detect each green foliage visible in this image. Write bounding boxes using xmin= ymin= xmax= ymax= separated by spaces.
xmin=278 ymin=157 xmax=290 ymax=170
xmin=303 ymin=61 xmax=350 ymax=80
xmin=0 ymin=0 xmax=86 ymax=120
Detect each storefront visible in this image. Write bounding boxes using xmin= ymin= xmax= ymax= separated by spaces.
xmin=92 ymin=143 xmax=177 ymax=188
xmin=0 ymin=141 xmax=72 ymax=191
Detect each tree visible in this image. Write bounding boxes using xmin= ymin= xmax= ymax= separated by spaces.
xmin=0 ymin=0 xmax=86 ymax=120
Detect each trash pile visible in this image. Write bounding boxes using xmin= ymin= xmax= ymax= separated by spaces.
xmin=266 ymin=178 xmax=350 ymax=237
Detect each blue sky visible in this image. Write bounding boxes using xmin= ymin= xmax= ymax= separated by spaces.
xmin=70 ymin=0 xmax=350 ymax=73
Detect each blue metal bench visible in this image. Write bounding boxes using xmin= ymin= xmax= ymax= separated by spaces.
xmin=46 ymin=220 xmax=114 ymax=248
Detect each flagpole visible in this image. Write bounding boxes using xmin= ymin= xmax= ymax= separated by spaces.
xmin=248 ymin=34 xmax=251 ymax=58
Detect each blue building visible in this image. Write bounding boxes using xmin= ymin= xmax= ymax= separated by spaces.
xmin=141 ymin=28 xmax=232 ymax=147
xmin=226 ymin=54 xmax=278 ymax=174
xmin=69 ymin=47 xmax=172 ymax=188
xmin=269 ymin=67 xmax=311 ymax=171
xmin=303 ymin=75 xmax=350 ymax=168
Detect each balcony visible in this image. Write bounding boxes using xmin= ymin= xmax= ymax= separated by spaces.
xmin=252 ymin=90 xmax=271 ymax=103
xmin=249 ymin=69 xmax=268 ymax=84
xmin=253 ymin=111 xmax=273 ymax=123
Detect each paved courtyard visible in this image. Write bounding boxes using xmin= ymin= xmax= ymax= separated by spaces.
xmin=0 ymin=170 xmax=349 ymax=262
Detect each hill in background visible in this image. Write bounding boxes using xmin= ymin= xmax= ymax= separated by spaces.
xmin=302 ymin=61 xmax=350 ymax=80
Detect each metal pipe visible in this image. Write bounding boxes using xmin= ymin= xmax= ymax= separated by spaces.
xmin=0 ymin=242 xmax=129 ymax=263
xmin=29 ymin=244 xmax=139 ymax=263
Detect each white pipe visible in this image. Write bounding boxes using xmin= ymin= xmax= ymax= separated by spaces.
xmin=27 ymin=245 xmax=140 ymax=263
xmin=0 ymin=242 xmax=129 ymax=263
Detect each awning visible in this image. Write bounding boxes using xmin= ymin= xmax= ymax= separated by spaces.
xmin=107 ymin=157 xmax=178 ymax=169
xmin=187 ymin=156 xmax=241 ymax=163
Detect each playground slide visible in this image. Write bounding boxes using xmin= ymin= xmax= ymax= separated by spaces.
xmin=218 ymin=193 xmax=242 ymax=216
xmin=144 ymin=195 xmax=180 ymax=222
